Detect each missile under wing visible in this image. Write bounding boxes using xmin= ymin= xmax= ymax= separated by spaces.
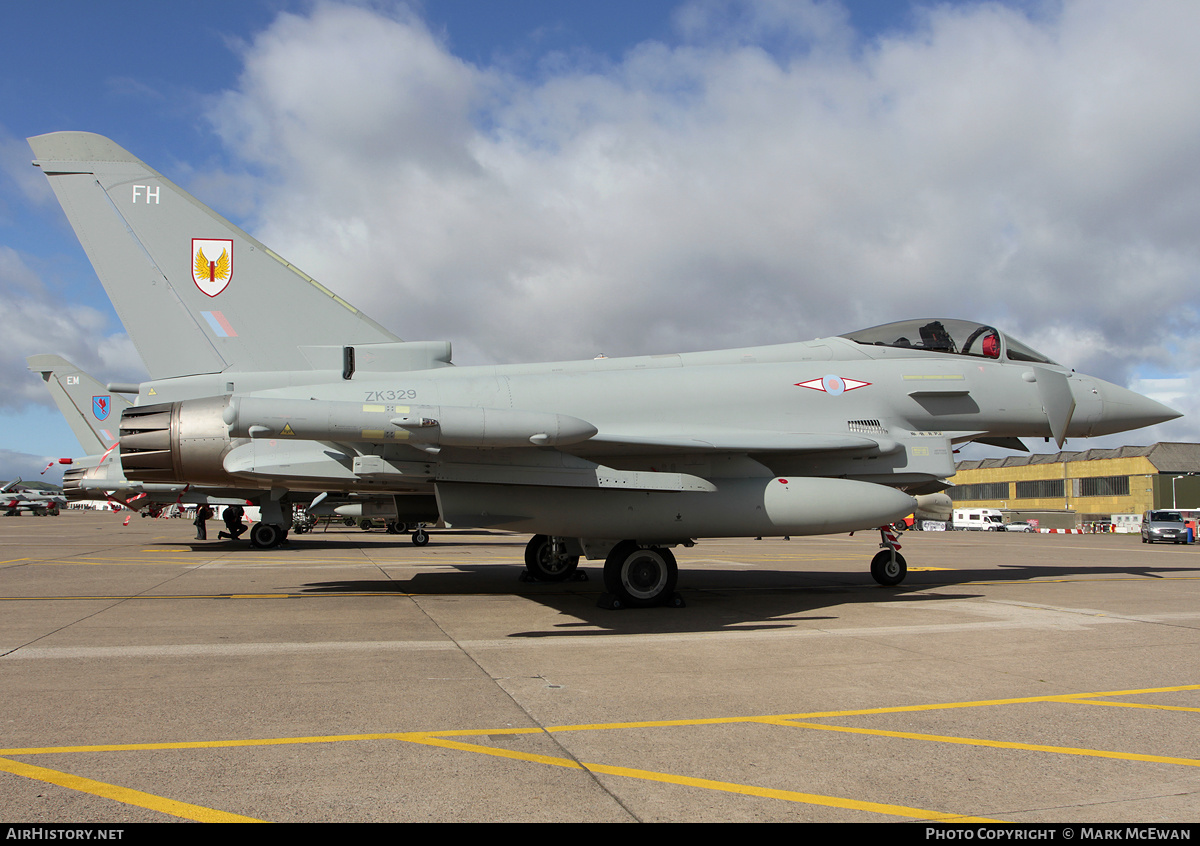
xmin=29 ymin=132 xmax=1181 ymax=607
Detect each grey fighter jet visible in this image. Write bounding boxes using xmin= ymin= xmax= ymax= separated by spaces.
xmin=2 ymin=479 xmax=66 ymax=516
xmin=28 ymin=132 xmax=1180 ymax=606
xmin=25 ymin=354 xmax=219 ymax=514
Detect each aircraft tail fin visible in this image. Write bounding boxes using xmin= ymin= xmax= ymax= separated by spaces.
xmin=27 ymin=354 xmax=132 ymax=455
xmin=28 ymin=132 xmax=401 ymax=380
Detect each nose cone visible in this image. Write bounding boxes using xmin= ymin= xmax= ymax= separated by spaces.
xmin=1086 ymin=378 xmax=1182 ymax=437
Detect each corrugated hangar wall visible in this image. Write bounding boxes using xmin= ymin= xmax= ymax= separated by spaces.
xmin=949 ymin=443 xmax=1200 ymax=527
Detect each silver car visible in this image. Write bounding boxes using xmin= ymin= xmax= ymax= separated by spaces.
xmin=1004 ymin=522 xmax=1036 ymax=533
xmin=1141 ymin=511 xmax=1189 ymax=544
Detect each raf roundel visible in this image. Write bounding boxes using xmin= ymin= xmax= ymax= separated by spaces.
xmin=794 ymin=375 xmax=871 ymax=395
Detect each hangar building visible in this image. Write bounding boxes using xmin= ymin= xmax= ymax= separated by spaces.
xmin=950 ymin=443 xmax=1200 ymax=529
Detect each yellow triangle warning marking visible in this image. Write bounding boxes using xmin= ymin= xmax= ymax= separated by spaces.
xmin=280 ymin=423 xmax=295 ymax=436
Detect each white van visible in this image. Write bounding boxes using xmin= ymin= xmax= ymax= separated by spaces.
xmin=952 ymin=508 xmax=1004 ymax=531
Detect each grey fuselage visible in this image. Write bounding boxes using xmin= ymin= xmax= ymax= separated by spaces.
xmin=113 ymin=327 xmax=1171 ymax=543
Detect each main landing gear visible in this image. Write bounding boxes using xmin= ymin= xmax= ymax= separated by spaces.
xmin=250 ymin=522 xmax=288 ymax=549
xmin=870 ymin=525 xmax=907 ymax=586
xmin=521 ymin=535 xmax=585 ymax=582
xmin=520 ymin=536 xmax=683 ymax=608
xmin=387 ymin=522 xmax=431 ymax=545
xmin=521 ymin=527 xmax=906 ymax=607
xmin=600 ymin=541 xmax=684 ymax=609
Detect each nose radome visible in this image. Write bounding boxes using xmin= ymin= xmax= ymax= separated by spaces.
xmin=1088 ymin=378 xmax=1182 ymax=436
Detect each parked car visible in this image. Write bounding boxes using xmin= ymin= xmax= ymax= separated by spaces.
xmin=1004 ymin=522 xmax=1036 ymax=532
xmin=1141 ymin=510 xmax=1189 ymax=544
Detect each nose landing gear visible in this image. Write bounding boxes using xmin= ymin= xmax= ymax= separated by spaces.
xmin=870 ymin=525 xmax=907 ymax=586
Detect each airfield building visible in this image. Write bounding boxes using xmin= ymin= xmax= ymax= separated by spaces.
xmin=950 ymin=442 xmax=1200 ymax=529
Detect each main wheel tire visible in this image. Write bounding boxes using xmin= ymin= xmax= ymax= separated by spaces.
xmin=603 ymin=542 xmax=678 ymax=607
xmin=870 ymin=549 xmax=907 ymax=586
xmin=524 ymin=534 xmax=580 ymax=581
xmin=250 ymin=522 xmax=284 ymax=549
xmin=412 ymin=528 xmax=429 ymax=546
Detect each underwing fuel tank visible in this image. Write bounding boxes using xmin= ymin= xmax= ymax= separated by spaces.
xmin=435 ymin=476 xmax=916 ymax=541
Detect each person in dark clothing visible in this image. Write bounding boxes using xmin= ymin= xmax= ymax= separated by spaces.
xmin=193 ymin=505 xmax=213 ymax=540
xmin=218 ymin=505 xmax=246 ymax=541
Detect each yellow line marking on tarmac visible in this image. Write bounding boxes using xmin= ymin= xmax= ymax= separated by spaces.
xmin=767 ymin=721 xmax=1200 ymax=767
xmin=1057 ymin=699 xmax=1200 ymax=713
xmin=4 ymin=683 xmax=1194 ymax=821
xmin=0 ymin=757 xmax=263 ymax=822
xmin=402 ymin=735 xmax=999 ymax=822
xmin=764 ymin=683 xmax=1200 ymax=720
xmin=457 ymin=684 xmax=1200 ymax=731
xmin=0 ymin=559 xmax=30 ymax=565
xmin=10 ymin=684 xmax=1190 ymax=756
xmin=0 ymin=735 xmax=992 ymax=821
xmin=0 ymin=593 xmax=413 ymax=601
xmin=20 ymin=560 xmax=195 ymax=566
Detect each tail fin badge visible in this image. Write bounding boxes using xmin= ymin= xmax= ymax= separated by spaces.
xmin=192 ymin=239 xmax=233 ymax=297
xmin=92 ymin=396 xmax=111 ymax=420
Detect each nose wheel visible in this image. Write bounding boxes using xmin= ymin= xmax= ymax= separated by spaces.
xmin=870 ymin=525 xmax=907 ymax=585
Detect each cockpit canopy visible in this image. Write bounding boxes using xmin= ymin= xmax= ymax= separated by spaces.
xmin=840 ymin=318 xmax=1057 ymax=364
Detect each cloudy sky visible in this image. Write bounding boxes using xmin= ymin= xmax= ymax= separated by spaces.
xmin=2 ymin=0 xmax=1198 ymax=483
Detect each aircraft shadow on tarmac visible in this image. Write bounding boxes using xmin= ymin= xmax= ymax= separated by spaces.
xmin=162 ymin=528 xmax=1200 ymax=635
xmin=280 ymin=556 xmax=1200 ymax=637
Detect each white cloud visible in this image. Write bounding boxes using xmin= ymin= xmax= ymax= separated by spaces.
xmin=0 ymin=449 xmax=66 ymax=486
xmin=197 ymin=0 xmax=1200 ymax=409
xmin=0 ymin=247 xmax=143 ymax=410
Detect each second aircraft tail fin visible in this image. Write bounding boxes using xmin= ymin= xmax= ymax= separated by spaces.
xmin=27 ymin=354 xmax=132 ymax=455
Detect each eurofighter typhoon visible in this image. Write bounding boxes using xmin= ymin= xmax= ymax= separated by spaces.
xmin=28 ymin=132 xmax=1179 ymax=607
